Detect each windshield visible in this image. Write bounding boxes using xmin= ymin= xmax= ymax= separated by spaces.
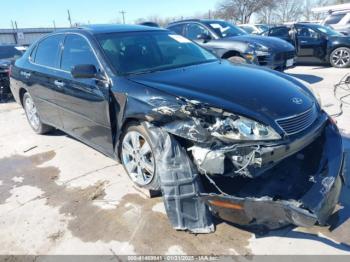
xmin=313 ymin=24 xmax=343 ymax=36
xmin=205 ymin=21 xmax=247 ymax=38
xmin=256 ymin=25 xmax=269 ymax=32
xmin=0 ymin=46 xmax=23 ymax=60
xmin=96 ymin=31 xmax=218 ymax=75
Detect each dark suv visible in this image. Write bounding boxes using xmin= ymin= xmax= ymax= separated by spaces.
xmin=167 ymin=19 xmax=296 ymax=71
xmin=10 ymin=25 xmax=344 ymax=233
xmin=262 ymin=23 xmax=350 ymax=68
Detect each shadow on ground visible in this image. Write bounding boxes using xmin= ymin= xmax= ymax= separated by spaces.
xmin=288 ymin=73 xmax=324 ymax=84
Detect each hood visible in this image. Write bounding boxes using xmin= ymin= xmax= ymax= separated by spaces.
xmin=227 ymin=35 xmax=295 ymax=51
xmin=128 ymin=61 xmax=315 ymax=123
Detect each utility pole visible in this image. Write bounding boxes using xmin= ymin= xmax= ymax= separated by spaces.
xmin=208 ymin=10 xmax=211 ymax=19
xmin=53 ymin=20 xmax=56 ymax=30
xmin=11 ymin=20 xmax=18 ymax=44
xmin=67 ymin=9 xmax=72 ymax=27
xmin=119 ymin=10 xmax=126 ymax=24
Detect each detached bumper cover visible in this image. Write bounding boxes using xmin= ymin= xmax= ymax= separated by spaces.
xmin=200 ymin=122 xmax=344 ymax=229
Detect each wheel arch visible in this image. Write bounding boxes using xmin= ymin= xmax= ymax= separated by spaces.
xmin=222 ymin=50 xmax=243 ymax=59
xmin=19 ymin=87 xmax=28 ymax=107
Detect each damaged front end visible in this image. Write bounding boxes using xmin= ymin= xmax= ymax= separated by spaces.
xmin=146 ymin=97 xmax=344 ymax=232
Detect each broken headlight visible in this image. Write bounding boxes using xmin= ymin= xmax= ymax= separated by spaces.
xmin=209 ymin=115 xmax=281 ymax=141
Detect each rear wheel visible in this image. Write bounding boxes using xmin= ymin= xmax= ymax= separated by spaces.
xmin=330 ymin=47 xmax=350 ymax=68
xmin=120 ymin=123 xmax=160 ymax=190
xmin=227 ymin=56 xmax=247 ymax=64
xmin=23 ymin=92 xmax=53 ymax=134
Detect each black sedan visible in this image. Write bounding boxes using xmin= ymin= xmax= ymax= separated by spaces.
xmin=167 ymin=19 xmax=296 ymax=71
xmin=10 ymin=25 xmax=344 ymax=233
xmin=262 ymin=23 xmax=350 ymax=68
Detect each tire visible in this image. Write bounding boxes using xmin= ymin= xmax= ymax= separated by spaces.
xmin=23 ymin=92 xmax=53 ymax=134
xmin=227 ymin=55 xmax=247 ymax=64
xmin=119 ymin=123 xmax=160 ymax=190
xmin=330 ymin=47 xmax=350 ymax=68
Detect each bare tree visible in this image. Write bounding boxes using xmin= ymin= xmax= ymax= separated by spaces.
xmin=272 ymin=0 xmax=303 ymax=23
xmin=304 ymin=0 xmax=330 ymax=21
xmin=216 ymin=0 xmax=275 ymax=23
xmin=257 ymin=3 xmax=278 ymax=24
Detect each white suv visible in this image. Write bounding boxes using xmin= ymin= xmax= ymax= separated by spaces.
xmin=322 ymin=10 xmax=350 ymax=35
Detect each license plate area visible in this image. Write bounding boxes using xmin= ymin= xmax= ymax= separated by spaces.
xmin=286 ymin=58 xmax=294 ymax=67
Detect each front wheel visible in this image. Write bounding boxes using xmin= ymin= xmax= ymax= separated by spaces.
xmin=330 ymin=47 xmax=350 ymax=68
xmin=120 ymin=123 xmax=160 ymax=190
xmin=23 ymin=92 xmax=53 ymax=134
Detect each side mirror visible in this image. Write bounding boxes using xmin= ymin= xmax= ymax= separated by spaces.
xmin=197 ymin=33 xmax=212 ymax=42
xmin=71 ymin=64 xmax=97 ymax=79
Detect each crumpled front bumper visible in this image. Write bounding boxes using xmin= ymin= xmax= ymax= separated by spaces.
xmin=200 ymin=121 xmax=345 ymax=229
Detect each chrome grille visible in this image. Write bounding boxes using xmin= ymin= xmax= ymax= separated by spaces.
xmin=276 ymin=104 xmax=318 ymax=135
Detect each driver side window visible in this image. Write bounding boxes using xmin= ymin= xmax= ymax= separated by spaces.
xmin=296 ymin=27 xmax=319 ymax=39
xmin=61 ymin=34 xmax=99 ymax=72
xmin=185 ymin=23 xmax=211 ymax=40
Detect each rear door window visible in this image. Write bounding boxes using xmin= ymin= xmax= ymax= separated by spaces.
xmin=34 ymin=34 xmax=64 ymax=68
xmin=185 ymin=23 xmax=211 ymax=40
xmin=269 ymin=27 xmax=290 ymax=37
xmin=61 ymin=34 xmax=99 ymax=72
xmin=168 ymin=24 xmax=185 ymax=35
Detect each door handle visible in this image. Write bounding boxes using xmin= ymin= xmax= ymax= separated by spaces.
xmin=300 ymin=41 xmax=308 ymax=44
xmin=54 ymin=80 xmax=65 ymax=88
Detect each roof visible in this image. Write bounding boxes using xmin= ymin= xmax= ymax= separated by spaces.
xmin=74 ymin=24 xmax=165 ymax=34
xmin=168 ymin=19 xmax=226 ymax=25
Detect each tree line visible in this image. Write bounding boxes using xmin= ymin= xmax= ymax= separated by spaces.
xmin=135 ymin=0 xmax=349 ymax=26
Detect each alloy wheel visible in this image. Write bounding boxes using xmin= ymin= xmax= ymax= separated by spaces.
xmin=121 ymin=130 xmax=155 ymax=186
xmin=331 ymin=48 xmax=350 ymax=67
xmin=24 ymin=95 xmax=40 ymax=130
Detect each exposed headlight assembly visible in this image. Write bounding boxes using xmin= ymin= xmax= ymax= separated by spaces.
xmin=249 ymin=43 xmax=270 ymax=56
xmin=209 ymin=115 xmax=281 ymax=141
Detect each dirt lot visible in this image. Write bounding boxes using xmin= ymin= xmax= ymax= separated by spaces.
xmin=0 ymin=64 xmax=349 ymax=256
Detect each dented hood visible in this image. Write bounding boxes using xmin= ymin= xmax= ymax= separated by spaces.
xmin=128 ymin=61 xmax=315 ymax=121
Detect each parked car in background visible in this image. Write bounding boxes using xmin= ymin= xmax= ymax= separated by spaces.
xmin=167 ymin=19 xmax=296 ymax=71
xmin=0 ymin=45 xmax=25 ymax=101
xmin=322 ymin=10 xmax=350 ymax=35
xmin=262 ymin=23 xmax=350 ymax=68
xmin=238 ymin=24 xmax=270 ymax=35
xmin=139 ymin=21 xmax=160 ymax=28
xmin=10 ymin=24 xmax=344 ymax=233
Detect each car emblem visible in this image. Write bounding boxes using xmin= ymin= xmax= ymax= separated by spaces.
xmin=291 ymin=97 xmax=303 ymax=105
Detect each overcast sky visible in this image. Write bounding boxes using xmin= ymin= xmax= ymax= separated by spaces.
xmin=0 ymin=0 xmax=218 ymax=29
